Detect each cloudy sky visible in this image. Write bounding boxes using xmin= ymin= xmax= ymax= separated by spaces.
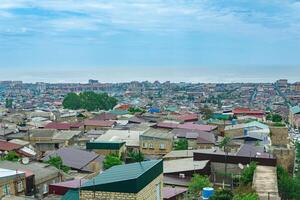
xmin=0 ymin=0 xmax=300 ymax=83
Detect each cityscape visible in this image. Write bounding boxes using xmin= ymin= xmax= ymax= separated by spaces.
xmin=1 ymin=0 xmax=300 ymax=200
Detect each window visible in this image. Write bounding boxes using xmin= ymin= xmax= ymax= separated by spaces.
xmin=43 ymin=184 xmax=48 ymax=194
xmin=2 ymin=184 xmax=11 ymax=196
xmin=149 ymin=143 xmax=154 ymax=149
xmin=17 ymin=181 xmax=23 ymax=192
xmin=159 ymin=143 xmax=165 ymax=150
xmin=156 ymin=183 xmax=161 ymax=200
xmin=142 ymin=143 xmax=148 ymax=148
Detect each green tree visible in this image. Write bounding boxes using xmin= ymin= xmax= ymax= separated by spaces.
xmin=103 ymin=154 xmax=122 ymax=170
xmin=174 ymin=139 xmax=188 ymax=150
xmin=271 ymin=114 xmax=282 ymax=123
xmin=233 ymin=193 xmax=259 ymax=200
xmin=128 ymin=107 xmax=145 ymax=114
xmin=5 ymin=98 xmax=13 ymax=109
xmin=209 ymin=189 xmax=234 ymax=200
xmin=63 ymin=91 xmax=118 ymax=111
xmin=188 ymin=174 xmax=212 ymax=199
xmin=45 ymin=156 xmax=70 ymax=173
xmin=200 ymin=106 xmax=213 ymax=120
xmin=219 ymin=136 xmax=232 ymax=187
xmin=240 ymin=162 xmax=256 ymax=185
xmin=127 ymin=150 xmax=145 ymax=163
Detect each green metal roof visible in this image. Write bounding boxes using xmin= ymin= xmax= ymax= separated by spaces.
xmin=86 ymin=141 xmax=125 ymax=150
xmin=61 ymin=189 xmax=79 ymax=200
xmin=81 ymin=160 xmax=163 ymax=193
xmin=212 ymin=113 xmax=230 ymax=120
xmin=109 ymin=110 xmax=129 ymax=115
xmin=165 ymin=106 xmax=177 ymax=112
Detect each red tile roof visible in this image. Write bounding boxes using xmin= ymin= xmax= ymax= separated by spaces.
xmin=0 ymin=140 xmax=22 ymax=151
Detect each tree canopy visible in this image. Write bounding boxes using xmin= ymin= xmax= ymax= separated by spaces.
xmin=174 ymin=139 xmax=188 ymax=150
xmin=127 ymin=150 xmax=145 ymax=163
xmin=63 ymin=91 xmax=117 ymax=111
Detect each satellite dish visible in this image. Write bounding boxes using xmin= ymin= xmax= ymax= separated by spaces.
xmin=22 ymin=157 xmax=29 ymax=165
xmin=238 ymin=163 xmax=244 ymax=170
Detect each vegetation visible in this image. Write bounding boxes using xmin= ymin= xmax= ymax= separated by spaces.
xmin=240 ymin=162 xmax=257 ymax=185
xmin=233 ymin=193 xmax=259 ymax=200
xmin=210 ymin=189 xmax=234 ymax=200
xmin=272 ymin=122 xmax=286 ymax=127
xmin=45 ymin=156 xmax=70 ymax=173
xmin=128 ymin=107 xmax=145 ymax=114
xmin=5 ymin=98 xmax=13 ymax=109
xmin=127 ymin=150 xmax=145 ymax=163
xmin=174 ymin=139 xmax=188 ymax=150
xmin=266 ymin=114 xmax=282 ymax=122
xmin=188 ymin=174 xmax=212 ymax=199
xmin=219 ymin=136 xmax=232 ymax=186
xmin=277 ymin=165 xmax=300 ymax=199
xmin=1 ymin=151 xmax=20 ymax=161
xmin=63 ymin=91 xmax=118 ymax=111
xmin=200 ymin=106 xmax=213 ymax=120
xmin=103 ymin=154 xmax=122 ymax=170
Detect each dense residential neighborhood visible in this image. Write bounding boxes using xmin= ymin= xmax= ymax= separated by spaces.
xmin=0 ymin=79 xmax=300 ymax=200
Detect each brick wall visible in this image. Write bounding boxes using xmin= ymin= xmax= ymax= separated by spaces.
xmin=80 ymin=175 xmax=163 ymax=200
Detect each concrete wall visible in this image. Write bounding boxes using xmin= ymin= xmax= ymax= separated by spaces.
xmin=140 ymin=138 xmax=173 ymax=155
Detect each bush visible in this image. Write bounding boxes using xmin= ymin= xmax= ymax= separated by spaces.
xmin=103 ymin=154 xmax=122 ymax=170
xmin=2 ymin=151 xmax=20 ymax=161
xmin=188 ymin=174 xmax=212 ymax=199
xmin=240 ymin=162 xmax=256 ymax=185
xmin=209 ymin=189 xmax=234 ymax=200
xmin=277 ymin=166 xmax=300 ymax=199
xmin=45 ymin=156 xmax=70 ymax=173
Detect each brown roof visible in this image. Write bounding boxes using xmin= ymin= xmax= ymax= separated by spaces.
xmin=0 ymin=140 xmax=22 ymax=151
xmin=84 ymin=120 xmax=116 ymax=127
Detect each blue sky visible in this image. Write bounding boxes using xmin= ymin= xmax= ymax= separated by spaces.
xmin=0 ymin=0 xmax=300 ymax=83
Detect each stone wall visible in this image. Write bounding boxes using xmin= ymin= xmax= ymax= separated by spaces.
xmin=270 ymin=126 xmax=288 ymax=145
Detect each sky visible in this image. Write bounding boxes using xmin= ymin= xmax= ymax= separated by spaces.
xmin=0 ymin=0 xmax=300 ymax=83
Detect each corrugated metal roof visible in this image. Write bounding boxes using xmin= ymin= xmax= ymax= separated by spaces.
xmin=81 ymin=160 xmax=163 ymax=193
xmin=61 ymin=189 xmax=79 ymax=200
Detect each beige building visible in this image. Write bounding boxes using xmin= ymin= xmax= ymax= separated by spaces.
xmin=80 ymin=160 xmax=163 ymax=200
xmin=140 ymin=128 xmax=173 ymax=156
xmin=0 ymin=168 xmax=26 ymax=198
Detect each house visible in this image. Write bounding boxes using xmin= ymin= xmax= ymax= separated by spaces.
xmin=176 ymin=114 xmax=198 ymax=122
xmin=163 ymin=158 xmax=210 ymax=187
xmin=29 ymin=129 xmax=63 ymax=153
xmin=83 ymin=120 xmax=116 ymax=132
xmin=42 ymin=147 xmax=104 ymax=173
xmin=0 ymin=168 xmax=26 ymax=198
xmin=289 ymin=105 xmax=300 ymax=128
xmin=44 ymin=122 xmax=82 ymax=131
xmin=224 ymin=121 xmax=270 ymax=137
xmin=52 ymin=130 xmax=81 ymax=146
xmin=232 ymin=108 xmax=265 ymax=118
xmin=0 ymin=140 xmax=36 ymax=158
xmin=86 ymin=141 xmax=126 ymax=158
xmin=94 ymin=129 xmax=143 ymax=152
xmin=0 ymin=161 xmax=61 ymax=198
xmin=163 ymin=187 xmax=187 ymax=200
xmin=80 ymin=160 xmax=163 ymax=200
xmin=140 ymin=128 xmax=173 ymax=156
xmin=49 ymin=179 xmax=87 ymax=196
xmin=171 ymin=129 xmax=216 ymax=149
